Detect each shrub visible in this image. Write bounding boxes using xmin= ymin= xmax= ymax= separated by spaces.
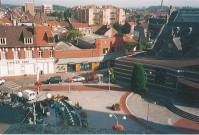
xmin=62 ymin=121 xmax=67 ymax=126
xmin=81 ymin=120 xmax=87 ymax=128
xmin=131 ymin=63 xmax=146 ymax=92
xmin=112 ymin=103 xmax=121 ymax=111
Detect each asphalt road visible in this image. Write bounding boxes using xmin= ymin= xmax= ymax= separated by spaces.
xmin=0 ymin=104 xmax=25 ymax=133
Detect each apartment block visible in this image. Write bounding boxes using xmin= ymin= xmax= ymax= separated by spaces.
xmin=74 ymin=5 xmax=125 ymax=25
xmin=42 ymin=4 xmax=53 ymax=14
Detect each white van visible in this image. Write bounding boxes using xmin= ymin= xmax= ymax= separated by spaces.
xmin=22 ymin=90 xmax=36 ymax=101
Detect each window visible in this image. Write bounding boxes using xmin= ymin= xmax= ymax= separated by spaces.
xmin=25 ymin=50 xmax=32 ymax=59
xmin=48 ymin=38 xmax=54 ymax=43
xmin=120 ymin=46 xmax=123 ymax=51
xmin=110 ymin=47 xmax=115 ymax=53
xmin=24 ymin=38 xmax=33 ymax=44
xmin=118 ymin=46 xmax=120 ymax=52
xmin=49 ymin=50 xmax=53 ymax=57
xmin=14 ymin=50 xmax=19 ymax=59
xmin=1 ymin=51 xmax=6 ymax=60
xmin=39 ymin=51 xmax=43 ymax=58
xmin=0 ymin=38 xmax=6 ymax=45
xmin=103 ymin=48 xmax=108 ymax=55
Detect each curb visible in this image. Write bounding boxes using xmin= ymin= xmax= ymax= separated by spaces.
xmin=120 ymin=92 xmax=165 ymax=134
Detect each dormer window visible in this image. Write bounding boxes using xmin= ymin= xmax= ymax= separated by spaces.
xmin=24 ymin=37 xmax=33 ymax=44
xmin=48 ymin=38 xmax=54 ymax=43
xmin=0 ymin=38 xmax=6 ymax=45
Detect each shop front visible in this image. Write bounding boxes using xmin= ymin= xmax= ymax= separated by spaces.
xmin=0 ymin=59 xmax=55 ymax=77
xmin=67 ymin=63 xmax=76 ymax=72
xmin=80 ymin=62 xmax=92 ymax=71
xmin=57 ymin=65 xmax=67 ymax=72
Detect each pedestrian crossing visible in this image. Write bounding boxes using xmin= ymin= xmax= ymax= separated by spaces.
xmin=3 ymin=81 xmax=21 ymax=92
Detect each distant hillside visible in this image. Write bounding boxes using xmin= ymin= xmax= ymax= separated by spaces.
xmin=53 ymin=5 xmax=68 ymax=11
xmin=2 ymin=4 xmax=21 ymax=7
xmin=136 ymin=6 xmax=169 ymax=12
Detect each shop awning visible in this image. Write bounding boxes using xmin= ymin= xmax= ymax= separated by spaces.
xmin=68 ymin=63 xmax=75 ymax=65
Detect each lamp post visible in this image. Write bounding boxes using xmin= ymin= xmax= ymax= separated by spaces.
xmin=108 ymin=69 xmax=111 ymax=92
xmin=17 ymin=92 xmax=52 ymax=124
xmin=109 ymin=113 xmax=126 ymax=130
xmin=142 ymin=99 xmax=156 ymax=133
xmin=144 ymin=71 xmax=152 ymax=84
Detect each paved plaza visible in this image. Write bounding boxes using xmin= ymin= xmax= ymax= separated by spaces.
xmin=0 ymin=70 xmax=199 ymax=134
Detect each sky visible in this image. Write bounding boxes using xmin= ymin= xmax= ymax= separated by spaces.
xmin=2 ymin=0 xmax=199 ymax=8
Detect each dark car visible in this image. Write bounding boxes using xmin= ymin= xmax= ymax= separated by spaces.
xmin=46 ymin=76 xmax=63 ymax=84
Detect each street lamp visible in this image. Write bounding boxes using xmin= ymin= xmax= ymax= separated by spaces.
xmin=108 ymin=69 xmax=111 ymax=92
xmin=142 ymin=99 xmax=156 ymax=133
xmin=144 ymin=71 xmax=152 ymax=84
xmin=109 ymin=113 xmax=126 ymax=129
xmin=17 ymin=92 xmax=52 ymax=124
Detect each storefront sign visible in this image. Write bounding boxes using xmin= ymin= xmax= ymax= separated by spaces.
xmin=40 ymin=47 xmax=52 ymax=50
xmin=7 ymin=60 xmax=30 ymax=65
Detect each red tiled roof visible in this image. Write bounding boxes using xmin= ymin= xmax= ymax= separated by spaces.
xmin=47 ymin=21 xmax=61 ymax=26
xmin=128 ymin=22 xmax=137 ymax=26
xmin=35 ymin=26 xmax=55 ymax=46
xmin=121 ymin=57 xmax=199 ymax=68
xmin=72 ymin=23 xmax=89 ymax=28
xmin=0 ymin=18 xmax=13 ymax=26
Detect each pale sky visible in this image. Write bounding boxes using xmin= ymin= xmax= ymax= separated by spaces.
xmin=2 ymin=0 xmax=199 ymax=8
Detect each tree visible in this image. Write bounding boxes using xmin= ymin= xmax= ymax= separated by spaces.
xmin=137 ymin=37 xmax=151 ymax=51
xmin=64 ymin=10 xmax=69 ymax=20
xmin=64 ymin=10 xmax=76 ymax=19
xmin=136 ymin=37 xmax=144 ymax=51
xmin=125 ymin=42 xmax=132 ymax=52
xmin=113 ymin=22 xmax=123 ymax=34
xmin=67 ymin=30 xmax=83 ymax=42
xmin=58 ymin=11 xmax=64 ymax=20
xmin=131 ymin=63 xmax=148 ymax=93
xmin=109 ymin=68 xmax=116 ymax=84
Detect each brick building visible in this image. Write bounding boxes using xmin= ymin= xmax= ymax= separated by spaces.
xmin=55 ymin=35 xmax=126 ymax=72
xmin=0 ymin=26 xmax=55 ymax=77
xmin=115 ymin=8 xmax=199 ymax=103
xmin=24 ymin=1 xmax=35 ymax=16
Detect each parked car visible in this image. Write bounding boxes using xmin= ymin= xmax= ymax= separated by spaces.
xmin=0 ymin=78 xmax=5 ymax=85
xmin=21 ymin=90 xmax=36 ymax=101
xmin=72 ymin=76 xmax=85 ymax=82
xmin=46 ymin=76 xmax=63 ymax=84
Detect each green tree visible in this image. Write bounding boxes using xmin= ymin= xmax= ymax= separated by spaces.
xmin=64 ymin=10 xmax=69 ymax=20
xmin=125 ymin=42 xmax=132 ymax=52
xmin=109 ymin=68 xmax=116 ymax=84
xmin=131 ymin=63 xmax=148 ymax=93
xmin=137 ymin=37 xmax=151 ymax=51
xmin=137 ymin=37 xmax=144 ymax=51
xmin=113 ymin=22 xmax=123 ymax=34
xmin=58 ymin=11 xmax=64 ymax=20
xmin=67 ymin=30 xmax=83 ymax=42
